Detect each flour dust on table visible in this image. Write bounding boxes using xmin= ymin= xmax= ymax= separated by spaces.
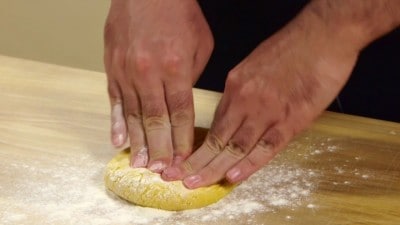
xmin=0 ymin=137 xmax=336 ymax=225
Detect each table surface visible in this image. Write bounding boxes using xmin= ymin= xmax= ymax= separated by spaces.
xmin=0 ymin=55 xmax=399 ymax=225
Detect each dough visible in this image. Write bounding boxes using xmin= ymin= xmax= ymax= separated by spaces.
xmin=104 ymin=149 xmax=235 ymax=211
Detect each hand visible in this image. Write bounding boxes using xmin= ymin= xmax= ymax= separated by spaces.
xmin=162 ymin=4 xmax=362 ymax=188
xmin=104 ymin=0 xmax=213 ymax=172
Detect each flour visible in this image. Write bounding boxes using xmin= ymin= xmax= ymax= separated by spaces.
xmin=361 ymin=174 xmax=369 ymax=179
xmin=1 ymin=141 xmax=321 ymax=225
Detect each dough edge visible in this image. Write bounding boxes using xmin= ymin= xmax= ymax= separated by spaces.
xmin=104 ymin=149 xmax=235 ymax=211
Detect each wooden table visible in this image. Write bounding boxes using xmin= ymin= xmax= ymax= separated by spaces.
xmin=0 ymin=55 xmax=399 ymax=225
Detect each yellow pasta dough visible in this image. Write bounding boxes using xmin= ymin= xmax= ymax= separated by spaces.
xmin=104 ymin=149 xmax=235 ymax=211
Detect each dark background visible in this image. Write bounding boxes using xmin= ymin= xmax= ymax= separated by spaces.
xmin=195 ymin=0 xmax=399 ymax=122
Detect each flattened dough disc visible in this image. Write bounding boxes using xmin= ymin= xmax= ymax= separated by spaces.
xmin=104 ymin=149 xmax=235 ymax=211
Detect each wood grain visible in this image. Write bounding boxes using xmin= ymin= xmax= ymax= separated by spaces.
xmin=0 ymin=55 xmax=399 ymax=225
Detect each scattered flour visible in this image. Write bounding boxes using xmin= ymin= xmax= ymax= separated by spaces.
xmin=306 ymin=204 xmax=316 ymax=209
xmin=327 ymin=145 xmax=338 ymax=152
xmin=334 ymin=167 xmax=345 ymax=174
xmin=1 ymin=142 xmax=323 ymax=225
xmin=361 ymin=174 xmax=370 ymax=179
xmin=310 ymin=149 xmax=322 ymax=155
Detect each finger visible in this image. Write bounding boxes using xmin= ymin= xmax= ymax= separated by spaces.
xmin=183 ymin=120 xmax=265 ymax=189
xmin=122 ymin=89 xmax=148 ymax=168
xmin=140 ymin=90 xmax=173 ymax=172
xmin=105 ymin=48 xmax=128 ymax=148
xmin=162 ymin=95 xmax=241 ymax=180
xmin=226 ymin=127 xmax=287 ymax=183
xmin=165 ymin=84 xmax=194 ymax=165
xmin=108 ymin=80 xmax=127 ymax=147
xmin=162 ymin=53 xmax=194 ymax=164
xmin=125 ymin=51 xmax=174 ymax=172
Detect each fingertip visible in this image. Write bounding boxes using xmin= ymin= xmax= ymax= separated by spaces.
xmin=148 ymin=161 xmax=167 ymax=173
xmin=110 ymin=103 xmax=127 ymax=147
xmin=183 ymin=168 xmax=224 ymax=189
xmin=130 ymin=150 xmax=149 ymax=168
xmin=161 ymin=166 xmax=183 ymax=181
xmin=112 ymin=133 xmax=125 ymax=147
xmin=226 ymin=167 xmax=244 ymax=184
xmin=183 ymin=175 xmax=202 ymax=189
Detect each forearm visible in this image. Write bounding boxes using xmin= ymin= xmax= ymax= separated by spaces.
xmin=302 ymin=0 xmax=400 ymax=51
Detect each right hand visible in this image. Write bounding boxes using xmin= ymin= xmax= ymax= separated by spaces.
xmin=104 ymin=0 xmax=213 ymax=172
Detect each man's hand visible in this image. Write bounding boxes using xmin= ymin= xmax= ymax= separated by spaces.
xmin=104 ymin=0 xmax=213 ymax=172
xmin=162 ymin=0 xmax=400 ymax=188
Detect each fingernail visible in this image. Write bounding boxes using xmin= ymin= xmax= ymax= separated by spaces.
xmin=131 ymin=154 xmax=148 ymax=168
xmin=184 ymin=175 xmax=202 ymax=189
xmin=162 ymin=167 xmax=181 ymax=181
xmin=227 ymin=168 xmax=241 ymax=182
xmin=112 ymin=133 xmax=124 ymax=147
xmin=148 ymin=161 xmax=166 ymax=173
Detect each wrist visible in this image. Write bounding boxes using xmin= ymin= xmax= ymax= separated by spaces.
xmin=303 ymin=0 xmax=400 ymax=51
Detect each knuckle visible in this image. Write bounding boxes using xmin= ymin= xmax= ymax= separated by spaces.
xmin=234 ymin=125 xmax=256 ymax=147
xmin=256 ymin=140 xmax=276 ymax=159
xmin=237 ymin=80 xmax=257 ymax=100
xmin=225 ymin=141 xmax=247 ymax=159
xmin=142 ymin=100 xmax=165 ymax=117
xmin=170 ymin=110 xmax=193 ymax=127
xmin=252 ymin=135 xmax=278 ymax=162
xmin=225 ymin=69 xmax=241 ymax=89
xmin=126 ymin=112 xmax=142 ymax=125
xmin=163 ymin=53 xmax=184 ymax=74
xmin=262 ymin=128 xmax=284 ymax=149
xmin=143 ymin=116 xmax=170 ymax=131
xmin=182 ymin=160 xmax=194 ymax=174
xmin=168 ymin=90 xmax=194 ymax=127
xmin=256 ymin=139 xmax=270 ymax=150
xmin=128 ymin=50 xmax=152 ymax=74
xmin=226 ymin=70 xmax=258 ymax=102
xmin=168 ymin=90 xmax=193 ymax=112
xmin=204 ymin=133 xmax=224 ymax=155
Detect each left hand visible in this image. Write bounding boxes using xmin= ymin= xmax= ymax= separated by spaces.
xmin=103 ymin=0 xmax=213 ymax=172
xmin=162 ymin=4 xmax=362 ymax=188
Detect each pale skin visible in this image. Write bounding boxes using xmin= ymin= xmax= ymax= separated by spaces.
xmin=104 ymin=0 xmax=400 ymax=189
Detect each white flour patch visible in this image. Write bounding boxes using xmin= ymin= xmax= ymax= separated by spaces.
xmin=1 ymin=141 xmax=322 ymax=225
